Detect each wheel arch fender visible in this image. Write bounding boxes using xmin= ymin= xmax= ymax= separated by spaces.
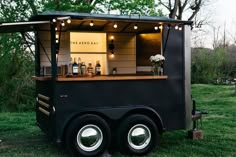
xmin=121 ymin=107 xmax=165 ymax=134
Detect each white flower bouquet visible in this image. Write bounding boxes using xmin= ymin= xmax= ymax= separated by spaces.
xmin=150 ymin=54 xmax=165 ymax=75
xmin=150 ymin=54 xmax=165 ymax=63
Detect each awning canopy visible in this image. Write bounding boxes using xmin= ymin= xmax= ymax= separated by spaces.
xmin=29 ymin=11 xmax=193 ymax=33
xmin=0 ymin=21 xmax=50 ymax=33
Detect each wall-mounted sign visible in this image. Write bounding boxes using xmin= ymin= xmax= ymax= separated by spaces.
xmin=70 ymin=32 xmax=107 ymax=53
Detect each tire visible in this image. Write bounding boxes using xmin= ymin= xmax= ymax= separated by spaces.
xmin=65 ymin=114 xmax=111 ymax=157
xmin=118 ymin=114 xmax=159 ymax=156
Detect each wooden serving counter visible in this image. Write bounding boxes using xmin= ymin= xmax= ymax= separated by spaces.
xmin=32 ymin=75 xmax=168 ymax=82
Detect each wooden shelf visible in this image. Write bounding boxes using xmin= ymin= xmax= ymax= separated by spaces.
xmin=32 ymin=75 xmax=168 ymax=82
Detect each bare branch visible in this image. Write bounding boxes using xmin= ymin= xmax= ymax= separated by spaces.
xmin=188 ymin=0 xmax=202 ymax=21
xmin=158 ymin=0 xmax=171 ymax=10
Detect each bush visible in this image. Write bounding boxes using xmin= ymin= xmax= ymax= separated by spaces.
xmin=191 ymin=48 xmax=236 ymax=84
xmin=0 ymin=34 xmax=35 ymax=112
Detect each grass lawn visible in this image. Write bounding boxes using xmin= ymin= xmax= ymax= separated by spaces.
xmin=0 ymin=84 xmax=236 ymax=157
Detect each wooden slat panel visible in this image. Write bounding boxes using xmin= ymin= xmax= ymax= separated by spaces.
xmin=109 ymin=61 xmax=136 ymax=68
xmin=107 ymin=33 xmax=136 ymax=74
xmin=109 ymin=68 xmax=136 ymax=74
xmin=108 ymin=54 xmax=135 ymax=61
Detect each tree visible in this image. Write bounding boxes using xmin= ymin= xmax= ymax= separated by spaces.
xmin=101 ymin=0 xmax=162 ymax=16
xmin=157 ymin=0 xmax=208 ymax=20
xmin=0 ymin=0 xmax=36 ymax=111
xmin=42 ymin=0 xmax=105 ymax=13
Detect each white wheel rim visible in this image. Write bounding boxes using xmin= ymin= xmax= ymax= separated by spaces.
xmin=77 ymin=124 xmax=103 ymax=152
xmin=127 ymin=124 xmax=151 ymax=150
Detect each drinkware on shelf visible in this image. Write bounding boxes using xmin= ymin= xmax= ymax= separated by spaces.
xmin=67 ymin=57 xmax=73 ymax=76
xmin=72 ymin=57 xmax=78 ymax=75
xmin=95 ymin=60 xmax=101 ymax=75
xmin=78 ymin=57 xmax=82 ymax=75
xmin=81 ymin=62 xmax=86 ymax=76
xmin=87 ymin=63 xmax=94 ymax=76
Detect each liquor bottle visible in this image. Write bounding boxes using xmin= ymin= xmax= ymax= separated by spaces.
xmin=67 ymin=57 xmax=73 ymax=76
xmin=81 ymin=62 xmax=86 ymax=76
xmin=77 ymin=57 xmax=82 ymax=75
xmin=87 ymin=63 xmax=94 ymax=76
xmin=72 ymin=57 xmax=78 ymax=75
xmin=95 ymin=60 xmax=101 ymax=75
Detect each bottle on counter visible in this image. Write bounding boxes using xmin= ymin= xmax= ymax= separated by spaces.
xmin=81 ymin=62 xmax=86 ymax=76
xmin=87 ymin=63 xmax=94 ymax=76
xmin=77 ymin=57 xmax=82 ymax=75
xmin=95 ymin=60 xmax=101 ymax=75
xmin=67 ymin=57 xmax=73 ymax=76
xmin=72 ymin=57 xmax=78 ymax=75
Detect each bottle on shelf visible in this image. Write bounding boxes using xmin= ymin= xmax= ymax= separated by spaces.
xmin=72 ymin=57 xmax=78 ymax=75
xmin=77 ymin=57 xmax=82 ymax=75
xmin=81 ymin=62 xmax=86 ymax=76
xmin=67 ymin=57 xmax=73 ymax=76
xmin=87 ymin=63 xmax=94 ymax=76
xmin=95 ymin=60 xmax=101 ymax=75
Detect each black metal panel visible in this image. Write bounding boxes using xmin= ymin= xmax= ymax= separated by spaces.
xmin=36 ymin=81 xmax=53 ymax=135
xmin=52 ymin=78 xmax=186 ymax=140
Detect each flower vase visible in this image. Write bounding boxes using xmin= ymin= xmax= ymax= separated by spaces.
xmin=153 ymin=64 xmax=159 ymax=76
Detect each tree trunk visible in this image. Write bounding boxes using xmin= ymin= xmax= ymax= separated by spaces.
xmin=169 ymin=0 xmax=180 ymax=19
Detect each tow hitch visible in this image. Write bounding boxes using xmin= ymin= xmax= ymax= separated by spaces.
xmin=188 ymin=100 xmax=208 ymax=139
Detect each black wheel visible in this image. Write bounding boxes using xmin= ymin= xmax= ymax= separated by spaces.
xmin=118 ymin=114 xmax=159 ymax=156
xmin=65 ymin=114 xmax=111 ymax=157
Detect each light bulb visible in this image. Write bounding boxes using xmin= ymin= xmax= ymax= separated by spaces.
xmin=134 ymin=24 xmax=138 ymax=30
xmin=90 ymin=21 xmax=94 ymax=27
xmin=52 ymin=19 xmax=56 ymax=22
xmin=67 ymin=19 xmax=71 ymax=24
xmin=61 ymin=21 xmax=65 ymax=27
xmin=179 ymin=26 xmax=182 ymax=31
xmin=111 ymin=36 xmax=114 ymax=40
xmin=113 ymin=23 xmax=118 ymax=28
xmin=154 ymin=26 xmax=158 ymax=30
xmin=175 ymin=25 xmax=179 ymax=30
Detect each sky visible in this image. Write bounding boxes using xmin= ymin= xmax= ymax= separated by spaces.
xmin=215 ymin=0 xmax=236 ymax=25
xmin=196 ymin=0 xmax=236 ymax=48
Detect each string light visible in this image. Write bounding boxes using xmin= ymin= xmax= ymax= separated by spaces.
xmin=67 ymin=19 xmax=71 ymax=24
xmin=61 ymin=21 xmax=65 ymax=27
xmin=52 ymin=19 xmax=56 ymax=22
xmin=55 ymin=27 xmax=58 ymax=31
xmin=179 ymin=26 xmax=182 ymax=31
xmin=90 ymin=21 xmax=94 ymax=27
xmin=113 ymin=23 xmax=118 ymax=29
xmin=175 ymin=25 xmax=179 ymax=30
xmin=154 ymin=26 xmax=158 ymax=30
xmin=134 ymin=24 xmax=138 ymax=30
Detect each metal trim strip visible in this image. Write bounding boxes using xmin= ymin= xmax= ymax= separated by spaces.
xmin=38 ymin=100 xmax=50 ymax=109
xmin=38 ymin=94 xmax=50 ymax=101
xmin=38 ymin=107 xmax=50 ymax=116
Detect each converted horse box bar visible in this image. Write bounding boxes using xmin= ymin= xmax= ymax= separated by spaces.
xmin=0 ymin=12 xmax=193 ymax=156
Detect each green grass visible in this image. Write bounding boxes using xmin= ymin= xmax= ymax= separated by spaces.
xmin=0 ymin=84 xmax=236 ymax=157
